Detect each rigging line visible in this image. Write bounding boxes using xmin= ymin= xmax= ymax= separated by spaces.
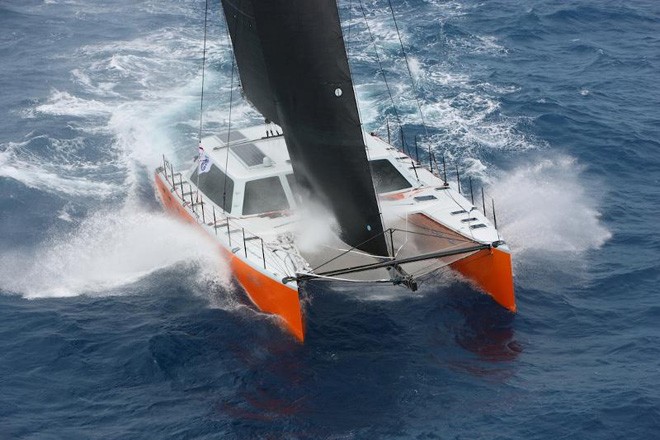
xmin=359 ymin=2 xmax=403 ymax=140
xmin=394 ymin=229 xmax=409 ymax=258
xmin=386 ymin=211 xmax=474 ymax=242
xmin=391 ymin=226 xmax=472 ymax=242
xmin=195 ymin=0 xmax=210 ymax=203
xmin=388 ymin=213 xmax=471 ymax=242
xmin=308 ymin=243 xmax=490 ymax=278
xmin=346 ymin=0 xmax=353 ymax=55
xmin=297 ymin=273 xmax=391 ymax=284
xmin=386 ymin=0 xmax=429 ymax=138
xmin=198 ymin=0 xmax=210 ymax=143
xmin=394 ymin=210 xmax=410 ymax=256
xmin=221 ymin=31 xmax=236 ymax=214
xmin=410 ymin=259 xmax=448 ymax=277
xmin=310 ymin=227 xmax=394 ymax=273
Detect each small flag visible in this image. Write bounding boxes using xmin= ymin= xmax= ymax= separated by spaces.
xmin=198 ymin=145 xmax=212 ymax=174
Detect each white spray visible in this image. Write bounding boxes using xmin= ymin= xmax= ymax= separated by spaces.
xmin=0 ymin=208 xmax=231 ymax=299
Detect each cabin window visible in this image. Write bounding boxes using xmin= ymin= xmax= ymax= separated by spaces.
xmin=190 ymin=165 xmax=234 ymax=213
xmin=243 ymin=176 xmax=290 ymax=215
xmin=369 ymin=159 xmax=412 ymax=193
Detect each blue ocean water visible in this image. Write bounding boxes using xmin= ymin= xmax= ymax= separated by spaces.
xmin=1 ymin=0 xmax=659 ymax=438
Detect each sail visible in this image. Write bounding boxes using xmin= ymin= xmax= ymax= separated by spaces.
xmin=220 ymin=0 xmax=388 ymax=256
xmin=220 ymin=0 xmax=278 ymax=123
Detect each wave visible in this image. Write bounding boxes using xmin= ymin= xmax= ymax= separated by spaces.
xmin=490 ymin=154 xmax=611 ymax=255
xmin=0 ymin=209 xmax=231 ymax=299
xmin=1 ymin=17 xmax=240 ymax=302
xmin=34 ymin=89 xmax=111 ymax=118
xmin=347 ymin=1 xmax=612 ymax=276
xmin=0 ymin=137 xmax=121 ymax=198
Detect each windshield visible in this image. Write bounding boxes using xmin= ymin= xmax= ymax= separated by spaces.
xmin=243 ymin=176 xmax=290 ymax=215
xmin=190 ymin=164 xmax=234 ymax=213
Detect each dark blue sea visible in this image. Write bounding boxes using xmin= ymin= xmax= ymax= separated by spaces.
xmin=1 ymin=0 xmax=658 ymax=438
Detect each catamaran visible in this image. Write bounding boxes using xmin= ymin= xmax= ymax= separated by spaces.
xmin=155 ymin=0 xmax=515 ymax=341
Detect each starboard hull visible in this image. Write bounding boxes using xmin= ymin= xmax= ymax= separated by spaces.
xmin=451 ymin=247 xmax=516 ymax=312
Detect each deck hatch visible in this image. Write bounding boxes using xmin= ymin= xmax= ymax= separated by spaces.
xmin=470 ymin=224 xmax=487 ymax=229
xmin=230 ymin=143 xmax=268 ymax=167
xmin=414 ymin=195 xmax=437 ymax=202
xmin=451 ymin=209 xmax=468 ymax=215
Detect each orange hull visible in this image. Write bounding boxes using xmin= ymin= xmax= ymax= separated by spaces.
xmin=450 ymin=247 xmax=516 ymax=312
xmin=154 ymin=172 xmax=305 ymax=341
xmin=224 ymin=250 xmax=304 ymax=341
xmin=155 ymin=170 xmax=513 ymax=342
xmin=154 ymin=172 xmax=198 ymax=226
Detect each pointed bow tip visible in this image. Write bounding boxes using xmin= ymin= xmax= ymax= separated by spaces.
xmin=450 ymin=246 xmax=516 ymax=313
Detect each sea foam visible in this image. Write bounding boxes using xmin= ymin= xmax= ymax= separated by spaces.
xmin=0 ymin=209 xmax=230 ymax=299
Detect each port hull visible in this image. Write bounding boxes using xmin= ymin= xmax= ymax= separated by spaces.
xmin=155 ymin=171 xmax=305 ymax=341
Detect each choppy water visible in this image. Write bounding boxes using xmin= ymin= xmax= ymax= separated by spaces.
xmin=1 ymin=0 xmax=658 ymax=438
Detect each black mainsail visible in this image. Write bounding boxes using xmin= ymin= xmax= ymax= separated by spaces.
xmin=220 ymin=0 xmax=388 ymax=257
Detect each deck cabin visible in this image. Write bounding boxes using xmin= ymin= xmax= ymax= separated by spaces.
xmin=188 ymin=125 xmax=427 ymax=220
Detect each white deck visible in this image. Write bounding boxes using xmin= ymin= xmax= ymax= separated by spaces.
xmin=159 ymin=123 xmax=506 ymax=284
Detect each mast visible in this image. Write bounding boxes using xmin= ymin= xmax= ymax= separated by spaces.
xmin=220 ymin=0 xmax=388 ymax=256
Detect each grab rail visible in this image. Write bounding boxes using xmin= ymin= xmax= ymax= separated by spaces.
xmin=159 ymin=156 xmax=297 ymax=275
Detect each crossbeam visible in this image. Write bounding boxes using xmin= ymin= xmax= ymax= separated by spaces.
xmin=287 ymin=242 xmax=492 ymax=282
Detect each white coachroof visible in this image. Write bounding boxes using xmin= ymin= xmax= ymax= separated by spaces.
xmin=200 ymin=124 xmax=422 ymax=184
xmin=191 ymin=124 xmax=500 ymax=245
xmin=201 ymin=126 xmax=292 ymax=180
